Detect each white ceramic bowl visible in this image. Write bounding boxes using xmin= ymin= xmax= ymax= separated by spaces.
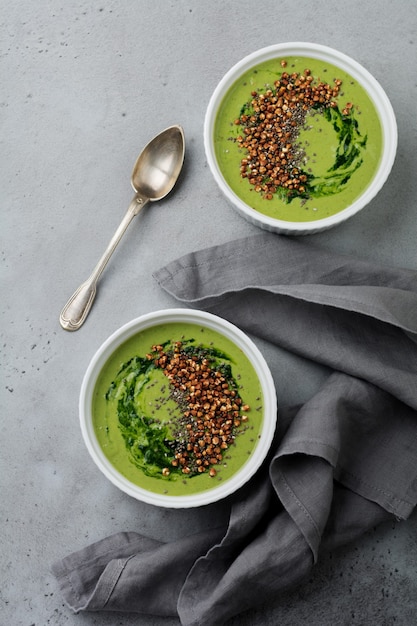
xmin=204 ymin=42 xmax=397 ymax=234
xmin=79 ymin=309 xmax=277 ymax=508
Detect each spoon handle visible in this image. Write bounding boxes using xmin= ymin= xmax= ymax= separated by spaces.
xmin=59 ymin=195 xmax=147 ymax=331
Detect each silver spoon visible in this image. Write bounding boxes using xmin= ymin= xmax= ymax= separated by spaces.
xmin=59 ymin=125 xmax=185 ymax=331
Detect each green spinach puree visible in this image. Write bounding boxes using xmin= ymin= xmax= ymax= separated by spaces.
xmin=214 ymin=56 xmax=383 ymax=221
xmin=93 ymin=322 xmax=264 ymax=496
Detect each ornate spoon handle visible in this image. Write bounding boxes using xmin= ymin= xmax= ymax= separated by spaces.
xmin=59 ymin=196 xmax=146 ymax=331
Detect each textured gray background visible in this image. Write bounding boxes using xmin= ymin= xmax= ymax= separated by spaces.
xmin=1 ymin=1 xmax=416 ymax=625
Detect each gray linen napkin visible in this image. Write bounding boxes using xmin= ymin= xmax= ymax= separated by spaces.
xmin=52 ymin=233 xmax=417 ymax=625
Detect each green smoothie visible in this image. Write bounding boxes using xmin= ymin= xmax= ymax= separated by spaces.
xmin=92 ymin=322 xmax=264 ymax=496
xmin=214 ymin=56 xmax=383 ymax=221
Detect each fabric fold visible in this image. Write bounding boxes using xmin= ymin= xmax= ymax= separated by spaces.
xmin=154 ymin=234 xmax=417 ymax=331
xmin=53 ymin=232 xmax=417 ymax=625
xmin=52 ymin=528 xmax=225 ymax=616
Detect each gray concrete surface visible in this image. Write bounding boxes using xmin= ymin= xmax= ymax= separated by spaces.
xmin=1 ymin=1 xmax=416 ymax=624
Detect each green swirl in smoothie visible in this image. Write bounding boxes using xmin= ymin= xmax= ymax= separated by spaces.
xmin=302 ymin=105 xmax=368 ymax=199
xmin=105 ymin=339 xmax=249 ymax=480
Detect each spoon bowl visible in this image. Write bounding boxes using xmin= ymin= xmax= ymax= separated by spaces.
xmin=60 ymin=125 xmax=185 ymax=331
xmin=131 ymin=126 xmax=185 ymax=200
